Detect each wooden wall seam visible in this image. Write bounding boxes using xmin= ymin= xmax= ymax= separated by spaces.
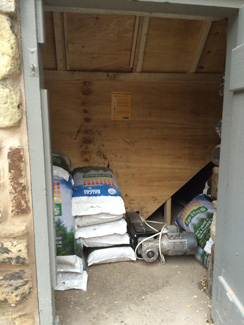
xmin=53 ymin=12 xmax=67 ymax=70
xmin=44 ymin=70 xmax=222 ymax=83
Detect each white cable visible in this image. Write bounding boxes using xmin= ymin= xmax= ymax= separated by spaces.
xmin=139 ymin=214 xmax=164 ymax=232
xmin=134 ymin=224 xmax=168 ymax=264
xmin=135 ymin=213 xmax=167 ymax=264
xmin=144 ymin=221 xmax=160 ymax=232
xmin=158 ymin=224 xmax=167 ymax=264
xmin=134 ymin=232 xmax=160 ymax=260
xmin=146 ymin=220 xmax=164 ymax=224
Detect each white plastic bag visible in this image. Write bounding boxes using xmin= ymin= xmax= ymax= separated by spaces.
xmin=75 ymin=218 xmax=127 ymax=239
xmin=55 ymin=255 xmax=88 ymax=291
xmin=53 ymin=165 xmax=71 ymax=182
xmin=87 ymin=246 xmax=136 ymax=266
xmin=56 ymin=255 xmax=83 ymax=273
xmin=55 ymin=269 xmax=88 ymax=291
xmin=78 ymin=233 xmax=130 ymax=248
xmin=75 ymin=213 xmax=123 ymax=227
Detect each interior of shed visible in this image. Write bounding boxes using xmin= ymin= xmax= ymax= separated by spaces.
xmin=41 ymin=10 xmax=226 ymax=324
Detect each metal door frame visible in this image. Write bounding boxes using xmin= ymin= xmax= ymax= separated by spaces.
xmin=211 ymin=5 xmax=244 ymax=324
xmin=20 ymin=1 xmax=57 ymax=324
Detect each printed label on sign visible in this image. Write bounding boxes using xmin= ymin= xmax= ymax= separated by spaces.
xmin=111 ymin=92 xmax=131 ymax=120
xmin=54 ymin=203 xmax=62 ymax=216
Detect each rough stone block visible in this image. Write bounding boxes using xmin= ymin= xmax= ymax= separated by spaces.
xmin=12 ymin=314 xmax=34 ymax=325
xmin=0 ymin=0 xmax=16 ymax=14
xmin=0 ymin=84 xmax=21 ymax=128
xmin=0 ymin=221 xmax=27 ymax=237
xmin=8 ymin=147 xmax=30 ymax=216
xmin=0 ymin=313 xmax=12 ymax=325
xmin=0 ymin=239 xmax=29 ymax=265
xmin=0 ymin=16 xmax=19 ymax=79
xmin=0 ymin=270 xmax=32 ymax=304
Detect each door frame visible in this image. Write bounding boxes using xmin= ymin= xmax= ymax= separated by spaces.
xmin=20 ymin=1 xmax=244 ymax=324
xmin=20 ymin=1 xmax=57 ymax=324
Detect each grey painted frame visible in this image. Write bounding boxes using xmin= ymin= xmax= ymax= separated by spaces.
xmin=20 ymin=0 xmax=244 ymax=324
xmin=20 ymin=1 xmax=56 ymax=324
xmin=212 ymin=5 xmax=244 ymax=324
xmin=44 ymin=0 xmax=243 ymax=20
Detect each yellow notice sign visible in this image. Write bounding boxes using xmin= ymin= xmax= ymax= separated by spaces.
xmin=111 ymin=92 xmax=131 ymax=120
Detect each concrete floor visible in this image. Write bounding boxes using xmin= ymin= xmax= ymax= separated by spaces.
xmin=55 ymin=256 xmax=214 ymax=325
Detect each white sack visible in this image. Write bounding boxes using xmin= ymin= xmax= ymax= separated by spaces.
xmin=72 ymin=196 xmax=125 ymax=216
xmin=56 ymin=255 xmax=83 ymax=273
xmin=87 ymin=246 xmax=136 ymax=266
xmin=53 ymin=165 xmax=71 ymax=182
xmin=78 ymin=233 xmax=130 ymax=248
xmin=72 ymin=167 xmax=125 ymax=216
xmin=53 ymin=177 xmax=75 ymax=256
xmin=75 ymin=218 xmax=127 ymax=239
xmin=75 ymin=213 xmax=123 ymax=227
xmin=55 ymin=270 xmax=88 ymax=291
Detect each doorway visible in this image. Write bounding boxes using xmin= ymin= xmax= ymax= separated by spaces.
xmin=20 ymin=3 xmax=244 ymax=322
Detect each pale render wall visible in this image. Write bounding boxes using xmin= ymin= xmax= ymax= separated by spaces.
xmin=0 ymin=1 xmax=40 ymax=324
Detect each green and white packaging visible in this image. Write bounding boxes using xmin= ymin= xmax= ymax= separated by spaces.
xmin=176 ymin=194 xmax=215 ymax=248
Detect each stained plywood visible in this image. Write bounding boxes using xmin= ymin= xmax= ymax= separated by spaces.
xmin=45 ymin=76 xmax=222 ymax=218
xmin=64 ymin=13 xmax=136 ymax=71
xmin=196 ymin=20 xmax=227 ymax=73
xmin=42 ymin=12 xmax=227 ymax=75
xmin=42 ymin=12 xmax=57 ymax=70
xmin=142 ymin=18 xmax=203 ymax=73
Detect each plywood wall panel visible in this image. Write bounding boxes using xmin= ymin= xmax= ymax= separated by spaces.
xmin=45 ymin=78 xmax=222 ymax=218
xmin=142 ymin=18 xmax=203 ymax=73
xmin=42 ymin=12 xmax=57 ymax=70
xmin=64 ymin=13 xmax=136 ymax=71
xmin=196 ymin=20 xmax=227 ymax=73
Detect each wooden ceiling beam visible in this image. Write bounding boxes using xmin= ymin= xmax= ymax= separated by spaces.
xmin=129 ymin=17 xmax=140 ymax=69
xmin=188 ymin=20 xmax=212 ymax=73
xmin=133 ymin=16 xmax=149 ymax=72
xmin=53 ymin=11 xmax=67 ymax=70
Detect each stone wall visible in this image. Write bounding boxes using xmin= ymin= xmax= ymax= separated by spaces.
xmin=0 ymin=1 xmax=39 ymax=324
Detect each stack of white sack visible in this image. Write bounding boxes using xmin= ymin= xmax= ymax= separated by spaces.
xmin=55 ymin=255 xmax=88 ymax=291
xmin=72 ymin=167 xmax=136 ymax=266
xmin=52 ymin=152 xmax=87 ymax=291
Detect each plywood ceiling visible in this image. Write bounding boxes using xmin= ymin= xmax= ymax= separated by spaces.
xmin=42 ymin=12 xmax=227 ymax=74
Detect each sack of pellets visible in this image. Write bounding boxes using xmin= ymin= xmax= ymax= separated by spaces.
xmin=175 ymin=194 xmax=215 ymax=248
xmin=87 ymin=246 xmax=136 ymax=266
xmin=54 ymin=176 xmax=75 ymax=256
xmin=52 ymin=151 xmax=71 ymax=172
xmin=72 ymin=167 xmax=126 ymax=216
xmin=55 ymin=255 xmax=88 ymax=291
